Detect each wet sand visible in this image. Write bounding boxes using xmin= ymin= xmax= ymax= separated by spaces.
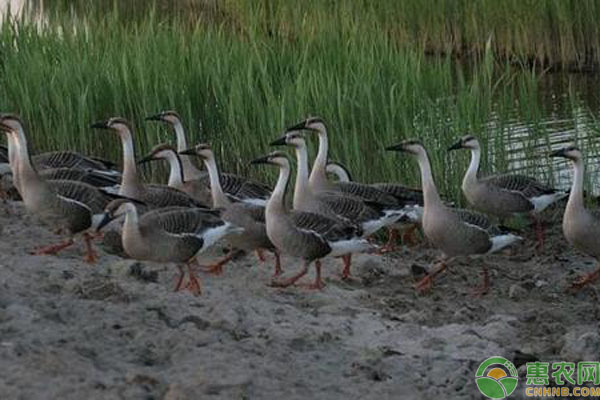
xmin=0 ymin=200 xmax=598 ymax=400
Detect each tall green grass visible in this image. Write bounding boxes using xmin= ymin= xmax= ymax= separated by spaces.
xmin=0 ymin=1 xmax=597 ymax=200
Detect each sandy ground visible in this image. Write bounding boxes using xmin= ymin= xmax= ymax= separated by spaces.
xmin=0 ymin=199 xmax=599 ymax=400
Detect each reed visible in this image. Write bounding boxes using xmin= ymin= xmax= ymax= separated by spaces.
xmin=0 ymin=0 xmax=597 ymax=199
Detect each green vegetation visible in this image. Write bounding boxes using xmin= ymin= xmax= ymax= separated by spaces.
xmin=0 ymin=0 xmax=598 ymax=198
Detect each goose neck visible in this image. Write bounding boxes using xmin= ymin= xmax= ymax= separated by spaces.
xmin=293 ymin=143 xmax=312 ymax=208
xmin=268 ymin=162 xmax=290 ymax=215
xmin=464 ymin=147 xmax=481 ymax=188
xmin=202 ymin=153 xmax=230 ymax=208
xmin=163 ymin=150 xmax=184 ymax=186
xmin=309 ymin=128 xmax=330 ymax=191
xmin=118 ymin=130 xmax=144 ymax=197
xmin=567 ymin=158 xmax=585 ymax=211
xmin=173 ymin=121 xmax=202 ymax=178
xmin=416 ymin=151 xmax=442 ymax=208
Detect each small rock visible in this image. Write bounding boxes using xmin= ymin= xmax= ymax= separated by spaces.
xmin=509 ymin=284 xmax=527 ymax=299
xmin=560 ymin=330 xmax=600 ymax=360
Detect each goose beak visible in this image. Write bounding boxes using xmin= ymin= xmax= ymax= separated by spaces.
xmin=249 ymin=155 xmax=271 ymax=166
xmin=447 ymin=140 xmax=463 ymax=151
xmin=179 ymin=148 xmax=197 ymax=156
xmin=96 ymin=212 xmax=114 ymax=232
xmin=270 ymin=136 xmax=287 ymax=146
xmin=285 ymin=120 xmax=306 ymax=132
xmin=145 ymin=113 xmax=163 ymax=122
xmin=0 ymin=121 xmax=13 ymax=133
xmin=90 ymin=120 xmax=110 ymax=130
xmin=385 ymin=143 xmax=406 ymax=152
xmin=550 ymin=148 xmax=568 ymax=158
xmin=137 ymin=155 xmax=155 ymax=165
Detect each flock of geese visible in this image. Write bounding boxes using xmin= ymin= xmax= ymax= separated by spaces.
xmin=0 ymin=112 xmax=598 ymax=296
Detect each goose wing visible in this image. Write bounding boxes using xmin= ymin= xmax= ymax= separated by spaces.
xmin=371 ymin=183 xmax=424 ymax=205
xmin=290 ymin=210 xmax=361 ymax=242
xmin=141 ymin=207 xmax=224 ymax=235
xmin=144 ymin=184 xmax=205 ymax=208
xmin=41 ymin=168 xmax=120 ymax=187
xmin=483 ymin=174 xmax=557 ymax=198
xmin=33 ymin=151 xmax=115 ymax=172
xmin=49 ymin=179 xmax=112 ymax=213
xmin=335 ymin=181 xmax=398 ymax=205
xmin=219 ymin=173 xmax=271 ymax=200
xmin=316 ymin=191 xmax=377 ymax=226
xmin=0 ymin=144 xmax=7 ymax=163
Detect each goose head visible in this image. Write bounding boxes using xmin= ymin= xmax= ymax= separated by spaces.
xmin=249 ymin=151 xmax=290 ymax=169
xmin=550 ymin=145 xmax=583 ymax=162
xmin=0 ymin=113 xmax=25 ymax=133
xmin=326 ymin=161 xmax=352 ymax=182
xmin=386 ymin=139 xmax=427 ymax=157
xmin=90 ymin=117 xmax=134 ymax=138
xmin=138 ymin=143 xmax=178 ymax=165
xmin=179 ymin=143 xmax=213 ymax=161
xmin=270 ymin=130 xmax=306 ymax=148
xmin=145 ymin=110 xmax=182 ymax=125
xmin=96 ymin=199 xmax=138 ymax=231
xmin=448 ymin=135 xmax=480 ymax=151
xmin=285 ymin=116 xmax=325 ymax=135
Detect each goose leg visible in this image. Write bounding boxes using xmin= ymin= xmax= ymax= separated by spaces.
xmin=199 ymin=250 xmax=236 ymax=275
xmin=401 ymin=224 xmax=420 ymax=246
xmin=174 ymin=265 xmax=186 ymax=292
xmin=308 ymin=260 xmax=326 ymax=290
xmin=270 ymin=261 xmax=309 ymax=288
xmin=185 ymin=263 xmax=202 ymax=296
xmin=414 ymin=261 xmax=448 ymax=294
xmin=471 ymin=265 xmax=490 ymax=297
xmin=32 ymin=238 xmax=75 ymax=256
xmin=255 ymin=248 xmax=267 ymax=262
xmin=82 ymin=232 xmax=98 ymax=263
xmin=568 ymin=264 xmax=600 ymax=291
xmin=341 ymin=254 xmax=353 ymax=280
xmin=530 ymin=215 xmax=544 ymax=250
xmin=272 ymin=249 xmax=283 ymax=277
xmin=378 ymin=228 xmax=398 ymax=254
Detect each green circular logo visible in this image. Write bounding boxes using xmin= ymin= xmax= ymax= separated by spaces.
xmin=475 ymin=356 xmax=519 ymax=399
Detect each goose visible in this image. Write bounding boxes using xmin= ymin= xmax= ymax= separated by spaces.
xmin=250 ymin=151 xmax=373 ymax=289
xmin=285 ymin=117 xmax=398 ymax=204
xmin=448 ymin=135 xmax=567 ymax=248
xmin=0 ymin=117 xmax=120 ymax=262
xmin=137 ymin=143 xmax=213 ymax=206
xmin=145 ymin=111 xmax=205 ymax=181
xmin=271 ymin=130 xmax=409 ymax=278
xmin=146 ymin=111 xmax=272 ymax=205
xmin=550 ymin=146 xmax=600 ymax=290
xmin=387 ymin=140 xmax=522 ymax=294
xmin=90 ymin=118 xmax=201 ymax=208
xmin=96 ymin=199 xmax=242 ymax=295
xmin=179 ymin=144 xmax=282 ymax=277
xmin=325 ymin=160 xmax=424 ymax=251
xmin=0 ymin=114 xmax=120 ymax=192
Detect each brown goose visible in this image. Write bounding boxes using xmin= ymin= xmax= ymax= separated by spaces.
xmin=250 ymin=151 xmax=373 ymax=289
xmin=448 ymin=135 xmax=567 ymax=248
xmin=387 ymin=140 xmax=522 ymax=294
xmin=145 ymin=111 xmax=205 ymax=181
xmin=0 ymin=115 xmax=120 ymax=192
xmin=271 ymin=130 xmax=410 ymax=279
xmin=97 ymin=200 xmax=242 ymax=295
xmin=550 ymin=146 xmax=600 ymax=290
xmin=285 ymin=117 xmax=398 ymax=204
xmin=90 ymin=118 xmax=201 ymax=208
xmin=0 ymin=118 xmax=118 ymax=262
xmin=138 ymin=143 xmax=212 ymax=206
xmin=179 ymin=144 xmax=282 ymax=277
xmin=146 ymin=111 xmax=272 ymax=205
